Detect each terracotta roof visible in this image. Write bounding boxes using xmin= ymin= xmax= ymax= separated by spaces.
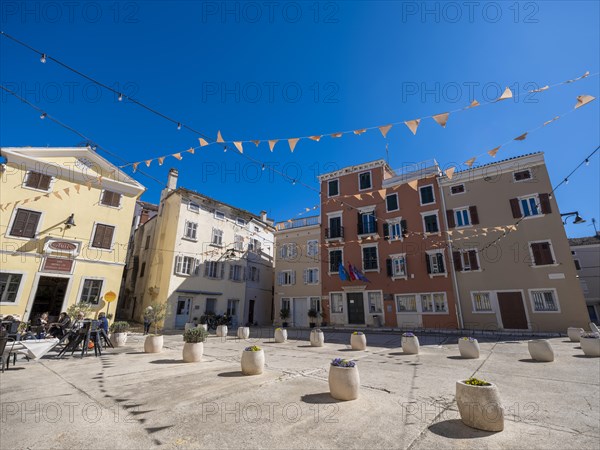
xmin=452 ymin=152 xmax=543 ymax=175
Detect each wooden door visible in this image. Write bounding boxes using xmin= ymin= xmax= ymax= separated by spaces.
xmin=497 ymin=292 xmax=528 ymax=329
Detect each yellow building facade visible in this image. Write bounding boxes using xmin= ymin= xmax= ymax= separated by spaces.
xmin=0 ymin=147 xmax=145 ymax=321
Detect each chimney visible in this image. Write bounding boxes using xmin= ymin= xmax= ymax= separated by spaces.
xmin=167 ymin=168 xmax=178 ymax=191
xmin=260 ymin=210 xmax=267 ymax=222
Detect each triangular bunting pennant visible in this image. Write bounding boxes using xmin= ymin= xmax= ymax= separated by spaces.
xmin=378 ymin=189 xmax=386 ymax=200
xmin=187 ymin=148 xmax=195 ymax=154
xmin=34 ymin=196 xmax=40 ymax=202
xmin=86 ymin=182 xmax=92 ymax=190
xmin=288 ymin=138 xmax=299 ymax=152
xmin=64 ymin=187 xmax=70 ymax=196
xmin=158 ymin=157 xmax=165 ymax=166
xmin=132 ymin=162 xmax=139 ymax=172
xmin=199 ymin=138 xmax=209 ymax=147
xmin=251 ymin=140 xmax=260 ymax=147
xmin=173 ymin=153 xmax=183 ymax=160
xmin=305 ymin=208 xmax=310 ymax=212
xmin=531 ymin=85 xmax=549 ymax=93
xmin=487 ymin=146 xmax=501 ymax=157
xmin=543 ymin=116 xmax=560 ymax=126
xmin=464 ymin=157 xmax=476 ymax=168
xmin=23 ymin=198 xmax=29 ymax=204
xmin=408 ymin=180 xmax=418 ymax=191
xmin=331 ymin=132 xmax=343 ymax=138
xmin=467 ymin=99 xmax=480 ymax=108
xmin=145 ymin=159 xmax=152 ymax=167
xmin=404 ymin=119 xmax=420 ymax=135
xmin=378 ymin=124 xmax=392 ymax=138
xmin=432 ymin=112 xmax=449 ymax=128
xmin=497 ymin=87 xmax=513 ymax=101
xmin=54 ymin=192 xmax=63 ymax=200
xmin=353 ymin=129 xmax=367 ymax=135
xmin=74 ymin=185 xmax=81 ymax=193
xmin=216 ymin=130 xmax=224 ymax=143
xmin=309 ymin=135 xmax=322 ymax=142
xmin=445 ymin=167 xmax=456 ymax=179
xmin=574 ymin=95 xmax=596 ymax=109
xmin=233 ymin=142 xmax=244 ymax=153
xmin=514 ymin=132 xmax=528 ymax=141
xmin=354 ymin=194 xmax=362 ymax=200
xmin=268 ymin=140 xmax=278 ymax=152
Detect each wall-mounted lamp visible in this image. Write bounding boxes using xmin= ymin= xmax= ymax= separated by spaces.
xmin=560 ymin=211 xmax=586 ymax=225
xmin=64 ymin=214 xmax=76 ymax=229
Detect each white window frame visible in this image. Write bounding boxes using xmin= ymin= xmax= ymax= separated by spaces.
xmin=386 ymin=193 xmax=399 ymax=212
xmin=326 ymin=211 xmax=343 ymax=241
xmin=236 ymin=217 xmax=246 ymax=226
xmin=22 ymin=170 xmax=55 ymax=193
xmin=419 ymin=184 xmax=436 ymax=206
xmin=419 ymin=292 xmax=448 ymax=314
xmin=89 ymin=222 xmax=117 ymax=252
xmin=421 ymin=210 xmax=440 ymax=235
xmin=426 ymin=249 xmax=447 ymax=277
xmin=188 ymin=202 xmax=200 ymax=213
xmin=328 ymin=178 xmax=340 ymax=197
xmin=395 ymin=294 xmax=417 ymax=313
xmin=519 ymin=194 xmax=543 ymax=219
xmin=214 ymin=210 xmax=225 ymax=220
xmin=330 ymin=292 xmax=344 ymax=314
xmin=227 ymin=299 xmax=240 ymax=317
xmin=304 ymin=267 xmax=320 ymax=285
xmin=528 ymin=288 xmax=561 ymax=313
xmin=454 ymin=207 xmax=471 ymax=228
xmin=358 ymin=170 xmax=372 ymax=191
xmin=307 ymin=240 xmax=319 ymax=257
xmin=249 ymin=238 xmax=261 ymax=253
xmin=471 ymin=291 xmax=494 ymax=313
xmin=229 ymin=264 xmax=244 ymax=282
xmin=249 ymin=266 xmax=260 ymax=282
xmin=99 ymin=189 xmax=123 ymax=209
xmin=234 ymin=234 xmax=244 ymax=251
xmin=183 ymin=221 xmax=198 ymax=241
xmin=211 ymin=228 xmax=224 ymax=247
xmin=0 ymin=270 xmax=27 ymax=305
xmin=528 ymin=239 xmax=558 ymax=267
xmin=205 ymin=261 xmax=224 ymax=279
xmin=328 ymin=248 xmax=344 ymax=275
xmin=390 ymin=252 xmax=408 ymax=279
xmin=361 ymin=243 xmax=379 ymax=272
xmin=359 ymin=210 xmax=377 ymax=236
xmin=459 ymin=249 xmax=481 ymax=272
xmin=281 ymin=297 xmax=291 ymax=312
xmin=77 ymin=277 xmax=105 ymax=305
xmin=513 ymin=169 xmax=532 ymax=183
xmin=5 ymin=207 xmax=45 ymax=241
xmin=450 ymin=184 xmax=465 ymax=196
xmin=279 ymin=270 xmax=295 ymax=286
xmin=175 ymin=255 xmax=197 ymax=276
xmin=367 ymin=291 xmax=384 ymax=314
xmin=387 ymin=218 xmax=404 ymax=242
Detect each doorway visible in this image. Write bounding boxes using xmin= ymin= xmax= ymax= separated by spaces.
xmin=175 ymin=296 xmax=192 ymax=329
xmin=31 ymin=276 xmax=69 ymax=319
xmin=347 ymin=292 xmax=365 ymax=324
xmin=248 ymin=299 xmax=255 ymax=325
xmin=293 ymin=297 xmax=308 ymax=327
xmin=497 ymin=292 xmax=528 ymax=329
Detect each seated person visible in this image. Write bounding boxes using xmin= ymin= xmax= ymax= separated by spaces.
xmin=48 ymin=312 xmax=72 ymax=339
xmin=72 ymin=312 xmax=86 ymax=330
xmin=33 ymin=312 xmax=49 ymax=338
xmin=97 ymin=312 xmax=109 ymax=334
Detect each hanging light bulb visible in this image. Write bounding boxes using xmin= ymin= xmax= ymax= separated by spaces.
xmin=40 ymin=112 xmax=47 ymax=119
xmin=585 ymin=159 xmax=590 ymax=166
xmin=261 ymin=164 xmax=265 ymax=171
xmin=40 ymin=54 xmax=47 ymax=63
xmin=177 ymin=123 xmax=182 ymax=130
xmin=118 ymin=93 xmax=123 ymax=101
xmin=292 ymin=179 xmax=296 ymax=185
xmin=564 ymin=178 xmax=569 ymax=185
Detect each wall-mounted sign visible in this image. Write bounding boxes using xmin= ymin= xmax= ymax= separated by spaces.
xmin=42 ymin=257 xmax=74 ymax=274
xmin=44 ymin=239 xmax=80 ymax=257
xmin=49 ymin=241 xmax=77 ymax=251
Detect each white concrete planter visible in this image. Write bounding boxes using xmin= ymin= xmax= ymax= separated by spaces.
xmin=329 ymin=365 xmax=360 ymax=401
xmin=350 ymin=333 xmax=367 ymax=350
xmin=402 ymin=336 xmax=420 ymax=355
xmin=567 ymin=327 xmax=584 ymax=342
xmin=310 ymin=329 xmax=325 ymax=347
xmin=216 ymin=325 xmax=228 ymax=337
xmin=580 ymin=337 xmax=600 ymax=357
xmin=458 ymin=338 xmax=480 ymax=359
xmin=198 ymin=324 xmax=208 ymax=331
xmin=144 ymin=335 xmax=164 ymax=353
xmin=111 ymin=332 xmax=128 ymax=347
xmin=528 ymin=339 xmax=554 ymax=362
xmin=456 ymin=380 xmax=504 ymax=432
xmin=184 ymin=322 xmax=195 ymax=331
xmin=274 ymin=329 xmax=287 ymax=343
xmin=241 ymin=349 xmax=264 ymax=375
xmin=237 ymin=327 xmax=250 ymax=340
xmin=182 ymin=342 xmax=204 ymax=362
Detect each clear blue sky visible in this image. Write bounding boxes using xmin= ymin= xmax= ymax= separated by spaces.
xmin=1 ymin=1 xmax=598 ymax=237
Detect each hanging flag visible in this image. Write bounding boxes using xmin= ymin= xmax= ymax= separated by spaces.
xmin=353 ymin=129 xmax=367 ymax=135
xmin=353 ymin=267 xmax=370 ymax=283
xmin=199 ymin=138 xmax=209 ymax=147
xmin=233 ymin=142 xmax=244 ymax=153
xmin=467 ymin=99 xmax=480 ymax=108
xmin=338 ymin=262 xmax=349 ymax=281
xmin=86 ymin=182 xmax=92 ymax=190
xmin=23 ymin=198 xmax=30 ymax=204
xmin=158 ymin=157 xmax=165 ymax=166
xmin=74 ymin=185 xmax=81 ymax=194
xmin=288 ymin=138 xmax=299 ymax=152
xmin=145 ymin=159 xmax=152 ymax=167
xmin=432 ymin=112 xmax=449 ymax=128
xmin=464 ymin=157 xmax=476 ymax=168
xmin=378 ymin=189 xmax=386 ymax=200
xmin=173 ymin=153 xmax=183 ymax=160
xmin=405 ymin=119 xmax=420 ymax=135
xmin=543 ymin=116 xmax=560 ymax=126
xmin=251 ymin=140 xmax=260 ymax=147
xmin=514 ymin=132 xmax=528 ymax=141
xmin=531 ymin=85 xmax=549 ymax=93
xmin=408 ymin=180 xmax=418 ymax=190
xmin=574 ymin=94 xmax=596 ymax=109
xmin=445 ymin=167 xmax=456 ymax=179
xmin=378 ymin=124 xmax=392 ymax=138
xmin=268 ymin=140 xmax=278 ymax=152
xmin=497 ymin=87 xmax=513 ymax=101
xmin=132 ymin=162 xmax=139 ymax=172
xmin=54 ymin=192 xmax=62 ymax=200
xmin=187 ymin=147 xmax=195 ymax=154
xmin=331 ymin=132 xmax=343 ymax=138
xmin=348 ymin=264 xmax=357 ymax=281
xmin=309 ymin=135 xmax=322 ymax=141
xmin=487 ymin=146 xmax=501 ymax=157
xmin=354 ymin=194 xmax=362 ymax=200
xmin=64 ymin=187 xmax=70 ymax=196
xmin=216 ymin=130 xmax=224 ymax=143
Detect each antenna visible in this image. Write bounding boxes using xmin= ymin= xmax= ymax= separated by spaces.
xmin=592 ymin=218 xmax=598 ymax=234
xmin=385 ymin=141 xmax=390 ymax=165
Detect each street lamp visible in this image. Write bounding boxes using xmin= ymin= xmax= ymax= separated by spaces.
xmin=560 ymin=211 xmax=586 ymax=225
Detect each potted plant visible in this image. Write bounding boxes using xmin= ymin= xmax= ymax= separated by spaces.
xmin=216 ymin=315 xmax=229 ymax=337
xmin=182 ymin=327 xmax=209 ymax=362
xmin=241 ymin=345 xmax=264 ymax=375
xmin=67 ymin=301 xmax=94 ymax=320
xmin=458 ymin=337 xmax=479 ymax=359
xmin=310 ymin=328 xmax=324 ymax=347
xmin=528 ymin=339 xmax=554 ymax=362
xmin=402 ymin=332 xmax=420 ymax=355
xmin=567 ymin=327 xmax=584 ymax=342
xmin=144 ymin=302 xmax=168 ymax=353
xmin=109 ymin=321 xmax=130 ymax=347
xmin=329 ymin=358 xmax=359 ymax=401
xmin=237 ymin=326 xmax=250 ymax=340
xmin=274 ymin=327 xmax=287 ymax=343
xmin=198 ymin=315 xmax=208 ymax=331
xmin=580 ymin=332 xmax=600 ymax=357
xmin=456 ymin=377 xmax=504 ymax=432
xmin=308 ymin=308 xmax=318 ymax=328
xmin=279 ymin=308 xmax=290 ymax=327
xmin=350 ymin=331 xmax=367 ymax=350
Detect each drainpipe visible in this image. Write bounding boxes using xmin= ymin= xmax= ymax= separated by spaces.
xmin=438 ymin=178 xmax=464 ymax=330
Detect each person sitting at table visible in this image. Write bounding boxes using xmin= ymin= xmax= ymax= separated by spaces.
xmin=48 ymin=312 xmax=71 ymax=339
xmin=72 ymin=312 xmax=86 ymax=330
xmin=33 ymin=312 xmax=49 ymax=339
xmin=97 ymin=312 xmax=109 ymax=334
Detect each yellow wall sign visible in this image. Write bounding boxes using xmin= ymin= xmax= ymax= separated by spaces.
xmin=104 ymin=291 xmax=117 ymax=303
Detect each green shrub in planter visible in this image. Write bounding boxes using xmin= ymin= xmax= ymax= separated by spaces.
xmin=183 ymin=327 xmax=209 ymax=343
xmin=110 ymin=321 xmax=130 ymax=333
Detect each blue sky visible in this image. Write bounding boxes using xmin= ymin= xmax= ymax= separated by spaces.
xmin=1 ymin=1 xmax=598 ymax=237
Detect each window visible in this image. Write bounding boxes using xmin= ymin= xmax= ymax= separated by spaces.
xmin=574 ymin=259 xmax=581 ymax=270
xmin=426 ymin=252 xmax=446 ymax=275
xmin=91 ymin=224 xmax=115 ymax=249
xmin=531 ymin=290 xmax=558 ymax=312
xmin=176 ymin=256 xmax=197 ymax=276
xmin=0 ymin=273 xmax=23 ymax=303
xmin=310 ymin=297 xmax=321 ymax=312
xmin=254 ymin=226 xmax=260 ymax=232
xmin=144 ymin=235 xmax=151 ymax=250
xmin=359 ymin=171 xmax=372 ymax=190
xmin=386 ymin=194 xmax=399 ymax=212
xmin=327 ymin=216 xmax=343 ymax=239
xmin=420 ymin=185 xmax=435 ymax=205
xmin=236 ymin=218 xmax=246 ymax=226
xmin=211 ymin=228 xmax=223 ymax=246
xmin=384 ymin=219 xmax=407 ymax=241
xmin=447 ymin=206 xmax=479 ymax=228
xmin=358 ymin=211 xmax=377 ymax=235
xmin=100 ymin=190 xmax=122 ymax=208
xmin=281 ymin=298 xmax=291 ymax=312
xmin=362 ymin=245 xmax=378 ymax=271
xmin=330 ymin=292 xmax=343 ymax=313
xmin=452 ymin=250 xmax=480 ymax=272
xmin=80 ymin=279 xmax=103 ymax=304
xmin=307 ymin=240 xmax=319 ymax=257
xmin=455 ymin=208 xmax=470 ymax=227
xmin=278 ymin=270 xmax=295 ymax=285
xmin=423 ymin=213 xmax=439 ymax=233
xmin=530 ymin=241 xmax=555 ymax=266
xmin=328 ymin=179 xmax=339 ymax=197
xmin=227 ymin=299 xmax=239 ymax=316
xmin=229 ymin=264 xmax=244 ymax=282
xmin=214 ymin=211 xmax=225 ymax=220
xmin=420 ymin=293 xmax=447 ymax=313
xmin=510 ymin=194 xmax=551 ymax=219
xmin=280 ymin=243 xmax=298 ymax=259
xmin=329 ymin=249 xmax=343 ymax=273
xmin=472 ymin=292 xmax=493 ymax=312
xmin=450 ymin=184 xmax=465 ymax=195
xmin=304 ymin=268 xmax=319 ymax=284
xmin=388 ymin=254 xmax=407 ymax=278
xmin=248 ymin=266 xmax=260 ymax=282
xmin=234 ymin=234 xmax=244 ymax=251
xmin=204 ymin=261 xmax=225 ymax=279
xmin=9 ymin=209 xmax=42 ymax=238
xmin=368 ymin=292 xmax=383 ymax=313
xmin=248 ymin=238 xmax=261 ymax=253
xmin=513 ymin=169 xmax=532 ymax=182
xmin=520 ymin=195 xmax=539 ymax=217
xmin=188 ymin=202 xmax=200 ymax=213
xmin=396 ymin=295 xmax=417 ymax=312
xmin=205 ymin=298 xmax=217 ymax=314
xmin=139 ymin=262 xmax=146 ymax=278
xmin=24 ymin=171 xmax=52 ymax=191
xmin=184 ymin=221 xmax=198 ymax=240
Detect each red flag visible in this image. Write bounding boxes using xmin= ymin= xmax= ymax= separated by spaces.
xmin=348 ymin=263 xmax=357 ymax=281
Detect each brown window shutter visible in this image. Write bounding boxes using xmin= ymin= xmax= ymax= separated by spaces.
xmin=38 ymin=174 xmax=51 ymax=191
xmin=26 ymin=172 xmax=40 ymax=188
xmin=92 ymin=225 xmax=104 ymax=247
xmin=11 ymin=210 xmax=29 ymax=236
xmin=539 ymin=193 xmax=552 ymax=214
xmin=469 ymin=206 xmax=479 ymax=225
xmin=468 ymin=250 xmax=479 ymax=270
xmin=540 ymin=242 xmax=554 ymax=265
xmin=102 ymin=225 xmax=114 ymax=248
xmin=530 ymin=243 xmax=543 ymax=265
xmin=23 ymin=212 xmax=41 ymax=238
xmin=452 ymin=251 xmax=462 ymax=271
xmin=446 ymin=210 xmax=456 ymax=228
xmin=510 ymin=198 xmax=522 ymax=218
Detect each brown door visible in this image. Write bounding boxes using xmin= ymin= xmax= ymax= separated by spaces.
xmin=497 ymin=292 xmax=528 ymax=329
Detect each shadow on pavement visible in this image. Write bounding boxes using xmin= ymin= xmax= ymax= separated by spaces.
xmin=428 ymin=419 xmax=498 ymax=439
xmin=217 ymin=371 xmax=245 ymax=377
xmin=300 ymin=393 xmax=342 ymax=404
xmin=149 ymin=359 xmax=184 ymax=364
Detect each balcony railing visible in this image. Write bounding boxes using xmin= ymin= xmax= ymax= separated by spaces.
xmin=325 ymin=226 xmax=344 ymax=239
xmin=275 ymin=215 xmax=320 ymax=230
